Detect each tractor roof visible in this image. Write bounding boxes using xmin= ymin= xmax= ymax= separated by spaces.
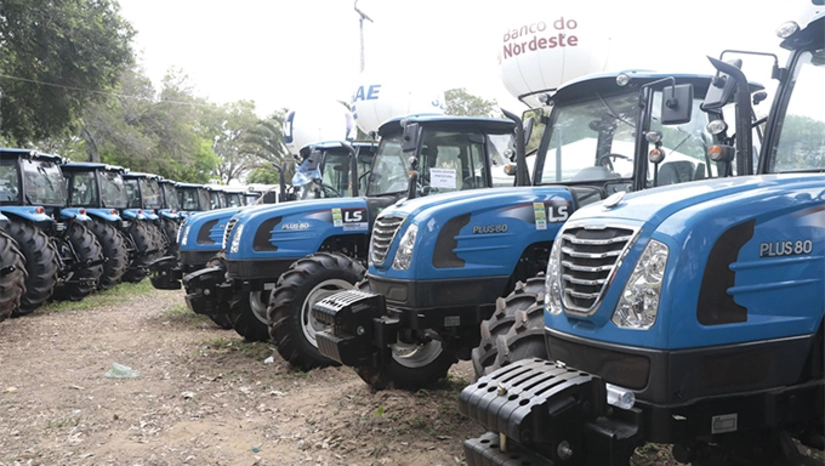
xmin=378 ymin=115 xmax=516 ymax=137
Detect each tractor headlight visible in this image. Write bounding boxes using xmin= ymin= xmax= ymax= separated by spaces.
xmin=229 ymin=223 xmax=244 ymax=254
xmin=611 ymin=239 xmax=668 ymax=330
xmin=391 ymin=224 xmax=418 ymax=270
xmin=180 ymin=225 xmax=191 ymax=246
xmin=545 ymin=240 xmax=563 ymax=315
xmin=176 ymin=222 xmax=185 ymax=243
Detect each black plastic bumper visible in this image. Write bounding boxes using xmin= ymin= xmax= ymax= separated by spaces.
xmin=460 ymin=358 xmax=643 ymax=466
xmin=182 ymin=266 xmax=232 ymax=316
xmin=149 ymin=256 xmax=183 ymax=290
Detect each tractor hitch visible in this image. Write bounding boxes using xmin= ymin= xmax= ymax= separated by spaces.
xmin=182 ymin=266 xmax=232 ymax=317
xmin=460 ymin=358 xmax=643 ymax=466
xmin=313 ymin=289 xmax=401 ymax=367
xmin=149 ymin=256 xmax=183 ymax=290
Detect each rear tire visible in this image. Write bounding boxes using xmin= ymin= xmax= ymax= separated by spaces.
xmin=87 ymin=220 xmax=129 ymax=290
xmin=121 ymin=221 xmax=156 ymax=283
xmin=353 ymin=280 xmax=457 ymax=391
xmin=6 ymin=220 xmax=59 ymax=315
xmin=268 ymin=252 xmax=365 ymax=370
xmin=471 ymin=275 xmax=547 ymax=380
xmin=52 ymin=222 xmax=104 ymax=301
xmin=0 ymin=230 xmax=27 ymax=321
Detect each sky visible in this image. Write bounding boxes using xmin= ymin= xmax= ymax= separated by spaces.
xmin=116 ymin=0 xmax=821 ymax=117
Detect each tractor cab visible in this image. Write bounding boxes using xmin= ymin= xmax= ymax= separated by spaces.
xmin=176 ymin=182 xmax=212 ymax=214
xmin=203 ymin=184 xmax=227 ymax=211
xmin=122 ymin=172 xmax=164 ymax=221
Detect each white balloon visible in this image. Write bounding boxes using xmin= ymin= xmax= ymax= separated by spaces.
xmin=283 ymin=101 xmax=356 ymax=155
xmin=497 ymin=8 xmax=611 ymax=107
xmin=351 ymin=70 xmax=445 ymax=134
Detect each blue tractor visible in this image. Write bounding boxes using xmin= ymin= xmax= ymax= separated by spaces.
xmin=310 ymin=67 xmax=766 ymax=389
xmin=61 ymin=162 xmax=132 ymax=290
xmin=0 ymin=213 xmax=27 ymax=321
xmin=121 ymin=171 xmax=167 ymax=283
xmin=456 ymin=8 xmax=825 ymax=466
xmin=166 ymin=140 xmax=376 ymax=322
xmin=183 ymin=116 xmax=521 ymax=358
xmin=0 ymin=149 xmax=104 ymax=310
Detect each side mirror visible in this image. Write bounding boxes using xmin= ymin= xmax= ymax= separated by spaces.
xmin=701 ymin=58 xmax=742 ymax=111
xmin=661 ymin=83 xmax=694 ymax=125
xmin=752 ymin=90 xmax=769 ymax=106
xmin=401 ymin=122 xmax=420 ymax=153
xmin=304 ymin=149 xmax=323 ymax=170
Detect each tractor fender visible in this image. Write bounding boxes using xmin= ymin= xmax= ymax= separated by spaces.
xmin=59 ymin=208 xmax=92 ymax=222
xmin=84 ymin=208 xmax=122 ymax=223
xmin=121 ymin=209 xmax=147 ymax=221
xmin=0 ymin=206 xmax=52 ymax=223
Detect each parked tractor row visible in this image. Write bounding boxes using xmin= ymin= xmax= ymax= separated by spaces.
xmin=0 ymin=153 xmax=274 ymax=322
xmin=151 ymin=4 xmax=823 ymax=465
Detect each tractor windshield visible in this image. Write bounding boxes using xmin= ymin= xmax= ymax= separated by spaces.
xmin=768 ymin=48 xmax=825 ymax=173
xmin=208 ymin=190 xmax=223 ymax=210
xmin=21 ymin=159 xmax=67 ymax=207
xmin=124 ymin=179 xmax=140 ymax=208
xmin=367 ymin=130 xmax=493 ymax=196
xmin=0 ymin=159 xmax=20 ymax=203
xmin=225 ymin=192 xmax=242 ymax=207
xmin=537 ymin=89 xmax=713 ymax=185
xmin=100 ymin=171 xmax=128 ymax=209
xmin=178 ymin=188 xmax=200 ymax=211
xmin=69 ymin=171 xmax=100 ymax=207
xmin=244 ymin=193 xmax=260 ymax=205
xmin=140 ymin=179 xmax=163 ymax=210
xmin=162 ymin=183 xmax=180 ymax=210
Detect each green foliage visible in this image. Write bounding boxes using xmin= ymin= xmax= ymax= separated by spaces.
xmin=246 ymin=166 xmax=282 ymax=185
xmin=242 ymin=111 xmax=295 ymax=182
xmin=0 ymin=0 xmax=135 ymax=144
xmin=444 ymin=88 xmax=499 ymax=118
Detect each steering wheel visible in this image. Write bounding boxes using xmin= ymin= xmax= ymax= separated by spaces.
xmin=462 ymin=176 xmax=483 ymax=190
xmin=317 ymin=181 xmax=343 ymax=198
xmin=596 ymin=153 xmax=632 ymax=172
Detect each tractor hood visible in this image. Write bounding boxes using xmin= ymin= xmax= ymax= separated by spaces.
xmin=225 ymin=197 xmax=371 ymax=261
xmin=381 ymin=187 xmax=542 ymax=219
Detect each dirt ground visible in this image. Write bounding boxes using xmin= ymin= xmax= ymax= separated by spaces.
xmin=0 ymin=283 xmax=821 ymax=466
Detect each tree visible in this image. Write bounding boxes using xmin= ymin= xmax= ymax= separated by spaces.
xmin=0 ymin=0 xmax=135 ymax=144
xmin=246 ymin=166 xmax=282 ymax=185
xmin=201 ymin=100 xmax=259 ymax=184
xmin=444 ymin=88 xmax=499 ymax=118
xmin=242 ymin=111 xmax=295 ymax=183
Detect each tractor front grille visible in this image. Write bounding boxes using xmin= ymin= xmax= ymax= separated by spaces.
xmin=222 ymin=218 xmax=238 ymax=250
xmin=559 ymin=225 xmax=637 ymax=314
xmin=369 ymin=216 xmax=404 ymax=265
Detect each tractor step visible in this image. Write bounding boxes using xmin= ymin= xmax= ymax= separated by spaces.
xmin=0 ymin=265 xmax=16 ymax=277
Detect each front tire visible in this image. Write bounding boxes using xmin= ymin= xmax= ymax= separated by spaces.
xmin=160 ymin=218 xmax=179 ymax=257
xmin=6 ymin=220 xmax=59 ymax=315
xmin=0 ymin=230 xmax=27 ymax=321
xmin=52 ymin=222 xmax=105 ymax=301
xmin=204 ymin=254 xmax=232 ymax=330
xmin=268 ymin=252 xmax=365 ymax=370
xmin=87 ymin=220 xmax=129 ymax=290
xmin=229 ymin=290 xmax=271 ymax=341
xmin=471 ymin=276 xmax=547 ymax=380
xmin=353 ymin=281 xmax=457 ymax=391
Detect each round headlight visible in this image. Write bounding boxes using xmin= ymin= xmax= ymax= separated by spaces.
xmin=615 ymin=74 xmax=630 ymax=87
xmin=706 ymin=119 xmax=728 ymax=135
xmin=776 ymin=21 xmax=800 ymax=39
xmin=645 ymin=131 xmax=662 ymax=144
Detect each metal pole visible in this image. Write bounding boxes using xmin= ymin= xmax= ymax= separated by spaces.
xmin=354 ymin=0 xmax=373 ymax=73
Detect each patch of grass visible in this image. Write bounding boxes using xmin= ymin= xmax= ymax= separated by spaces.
xmin=46 ymin=414 xmax=82 ymax=430
xmin=161 ymin=303 xmax=209 ymax=324
xmin=198 ymin=337 xmax=275 ymax=360
xmin=40 ymin=280 xmax=158 ymax=313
